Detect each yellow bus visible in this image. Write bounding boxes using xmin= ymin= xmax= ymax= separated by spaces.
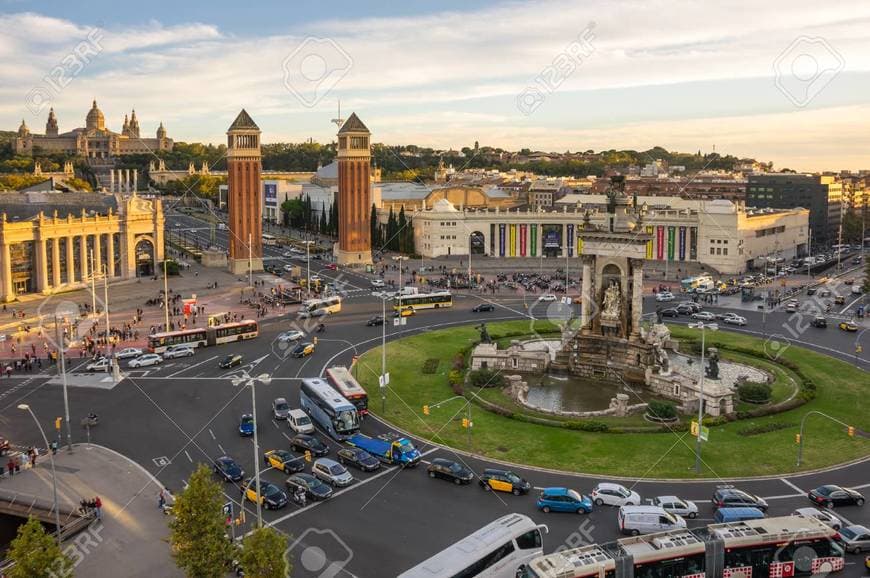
xmin=300 ymin=295 xmax=342 ymax=315
xmin=393 ymin=291 xmax=453 ymax=311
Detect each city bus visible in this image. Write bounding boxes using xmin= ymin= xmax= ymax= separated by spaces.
xmin=399 ymin=514 xmax=547 ymax=578
xmin=299 ymin=377 xmax=360 ymax=440
xmin=324 ymin=366 xmax=369 ymax=416
xmin=147 ymin=320 xmax=259 ymax=353
xmin=262 ymin=233 xmax=278 ymax=246
xmin=393 ymin=290 xmax=453 ymax=312
xmin=300 ymin=295 xmax=342 ymax=315
xmin=680 ymin=274 xmax=714 ymax=293
xmin=520 ymin=515 xmax=844 ymax=578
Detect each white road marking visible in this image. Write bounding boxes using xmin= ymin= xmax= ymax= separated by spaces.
xmin=167 ymin=355 xmax=219 ymax=377
xmin=272 ymin=420 xmax=280 ymax=429
xmin=218 ymin=443 xmax=226 ymax=454
xmin=761 ymin=493 xmax=803 ymax=500
xmin=209 ymin=428 xmax=216 ymax=440
xmin=780 ymin=478 xmax=805 ymax=494
xmin=184 ymin=450 xmax=192 ymax=463
xmin=282 ymin=432 xmax=293 ymax=442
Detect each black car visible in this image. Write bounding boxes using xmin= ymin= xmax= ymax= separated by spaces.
xmin=711 ymin=487 xmax=768 ymax=511
xmin=290 ymin=434 xmax=329 ymax=456
xmin=242 ymin=478 xmax=288 ymax=510
xmin=660 ymin=308 xmax=680 ymax=318
xmin=219 ymin=354 xmax=243 ymax=369
xmin=806 ymin=287 xmax=817 ymax=296
xmin=427 ymin=458 xmax=474 ymax=485
xmin=808 ymin=485 xmax=865 ymax=508
xmin=479 ymin=468 xmax=531 ymax=495
xmin=213 ymin=455 xmax=244 ymax=482
xmin=285 ymin=473 xmax=334 ymax=500
xmin=472 ymin=303 xmax=495 ymax=313
xmin=366 ymin=316 xmax=384 ymax=327
xmin=263 ymin=449 xmax=305 ymax=474
xmin=675 ymin=304 xmax=695 ymax=315
xmin=336 ymin=447 xmax=380 ymax=472
xmin=810 ymin=316 xmax=827 ymax=328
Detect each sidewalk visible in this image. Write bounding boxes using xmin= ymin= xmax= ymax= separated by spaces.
xmin=0 ymin=444 xmax=182 ymax=577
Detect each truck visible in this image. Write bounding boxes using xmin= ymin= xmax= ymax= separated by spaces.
xmin=347 ymin=434 xmax=421 ymax=467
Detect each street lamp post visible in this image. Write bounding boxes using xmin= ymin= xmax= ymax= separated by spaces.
xmin=381 ymin=295 xmax=387 ymax=414
xmin=17 ymin=404 xmax=62 ymax=544
xmin=304 ymin=240 xmax=315 ymax=299
xmin=53 ymin=317 xmax=73 ymax=452
xmin=688 ymin=321 xmax=717 ymax=474
xmin=232 ymin=372 xmax=272 ymax=528
xmin=393 ymin=256 xmax=408 ymax=310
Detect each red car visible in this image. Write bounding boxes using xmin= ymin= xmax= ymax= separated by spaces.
xmin=326 ymin=263 xmax=337 ymax=270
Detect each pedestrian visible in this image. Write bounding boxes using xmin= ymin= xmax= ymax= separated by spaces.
xmin=94 ymin=496 xmax=102 ymax=519
xmin=6 ymin=458 xmax=13 ymax=477
xmin=158 ymin=489 xmax=166 ymax=510
xmin=30 ymin=446 xmax=37 ymax=468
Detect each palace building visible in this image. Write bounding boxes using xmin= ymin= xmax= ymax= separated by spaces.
xmin=0 ymin=191 xmax=164 ymax=302
xmin=13 ymin=101 xmax=173 ymax=158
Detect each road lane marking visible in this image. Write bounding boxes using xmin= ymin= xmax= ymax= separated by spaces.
xmin=184 ymin=450 xmax=192 ymax=463
xmin=760 ymin=493 xmax=803 ymax=500
xmin=209 ymin=428 xmax=216 ymax=440
xmin=218 ymin=443 xmax=226 ymax=454
xmin=167 ymin=355 xmax=219 ymax=377
xmin=780 ymin=478 xmax=805 ymax=494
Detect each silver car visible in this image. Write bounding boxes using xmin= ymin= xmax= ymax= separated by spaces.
xmin=839 ymin=525 xmax=870 ymax=553
xmin=792 ymin=507 xmax=841 ymax=530
xmin=272 ymin=397 xmax=290 ymax=420
xmin=312 ymin=458 xmax=354 ymax=487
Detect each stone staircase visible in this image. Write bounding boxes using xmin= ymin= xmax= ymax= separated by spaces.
xmin=86 ymin=157 xmax=117 ymax=191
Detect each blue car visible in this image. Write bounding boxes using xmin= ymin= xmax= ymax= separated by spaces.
xmin=536 ymin=487 xmax=593 ymax=514
xmin=239 ymin=414 xmax=254 ymax=436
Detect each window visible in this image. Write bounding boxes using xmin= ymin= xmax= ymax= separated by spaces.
xmin=453 ymin=542 xmax=516 ymax=578
xmin=723 ymin=248 xmax=728 ymax=256
xmin=511 ymin=358 xmax=518 ymax=369
xmin=515 ymin=529 xmax=542 ymax=550
xmin=710 ymin=248 xmax=715 ymax=255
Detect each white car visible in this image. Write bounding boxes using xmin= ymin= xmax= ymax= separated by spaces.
xmin=282 ymin=251 xmax=294 ymax=258
xmin=310 ymin=275 xmax=322 ymax=283
xmin=128 ymin=354 xmax=163 ymax=368
xmin=371 ymin=279 xmax=385 ymax=288
xmin=651 ymin=495 xmax=699 ymax=519
xmin=277 ymin=330 xmax=305 ymax=343
xmin=792 ymin=507 xmax=842 ymax=530
xmin=86 ymin=358 xmax=111 ymax=372
xmin=114 ymin=347 xmax=143 ymax=360
xmin=283 ymin=264 xmax=294 ymax=272
xmin=655 ymin=292 xmax=675 ymax=302
xmin=163 ymin=344 xmax=195 ymax=359
xmin=690 ymin=311 xmax=716 ymax=321
xmin=722 ymin=315 xmax=747 ymax=326
xmin=591 ymin=483 xmax=640 ymax=507
xmin=539 ymin=294 xmax=557 ymax=302
xmin=298 ymin=308 xmax=328 ymax=319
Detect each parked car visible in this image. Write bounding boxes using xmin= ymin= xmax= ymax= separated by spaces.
xmin=712 ymin=486 xmax=768 ymax=511
xmin=312 ymin=458 xmax=354 ymax=487
xmin=287 ymin=409 xmax=314 ymax=434
xmin=336 ymin=448 xmax=380 ymax=472
xmin=677 ymin=301 xmax=701 ymax=313
xmin=371 ymin=279 xmax=385 ymax=288
xmin=810 ymin=316 xmax=827 ymax=328
xmin=655 ymin=292 xmax=675 ymax=302
xmin=839 ymin=525 xmax=870 ymax=553
xmin=219 ymin=354 xmax=243 ymax=368
xmin=86 ymin=358 xmax=111 ymax=372
xmin=285 ymin=473 xmax=333 ymax=501
xmin=325 ymin=263 xmax=337 ymax=271
xmin=808 ymin=485 xmax=865 ymax=508
xmin=660 ymin=308 xmax=679 ymax=318
xmin=713 ymin=507 xmax=765 ymax=523
xmin=618 ymin=505 xmax=686 ymax=535
xmin=242 ymin=479 xmax=288 ymax=510
xmin=722 ymin=315 xmax=747 ymax=326
xmin=115 ymin=347 xmax=143 ymax=359
xmin=272 ymin=398 xmax=290 ymax=420
xmin=164 ymin=344 xmax=195 ymax=359
xmin=651 ymin=496 xmax=698 ymax=519
xmin=394 ymin=307 xmax=415 ymax=318
xmin=238 ymin=414 xmax=254 ymax=436
xmin=536 ymin=487 xmax=593 ymax=514
xmin=792 ymin=507 xmax=842 ymax=530
xmin=691 ymin=311 xmax=716 ymax=321
xmin=478 ymin=468 xmax=531 ymax=495
xmin=290 ymin=433 xmax=329 ymax=456
xmin=263 ymin=449 xmax=305 ymax=474
xmin=128 ymin=354 xmax=162 ymax=368
xmin=213 ymin=455 xmax=244 ymax=482
xmin=675 ymin=304 xmax=695 ymax=315
xmin=806 ymin=287 xmax=817 ymax=296
xmin=472 ymin=303 xmax=495 ymax=313
xmin=591 ymin=483 xmax=640 ymax=507
xmin=277 ymin=330 xmax=305 ymax=343
xmin=834 ymin=295 xmax=846 ymax=305
xmin=366 ymin=316 xmax=384 ymax=327
xmin=539 ymin=294 xmax=557 ymax=302
xmin=427 ymin=458 xmax=473 ymax=485
xmin=290 ymin=342 xmax=315 ymax=358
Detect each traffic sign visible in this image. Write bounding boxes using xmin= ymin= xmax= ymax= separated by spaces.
xmin=700 ymin=425 xmax=710 ymax=442
xmin=379 ymin=373 xmax=390 ymax=387
xmin=222 ymin=501 xmax=233 ymax=525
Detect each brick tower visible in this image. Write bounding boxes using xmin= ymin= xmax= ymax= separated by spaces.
xmin=226 ymin=109 xmax=263 ymax=274
xmin=336 ymin=113 xmax=372 ymax=266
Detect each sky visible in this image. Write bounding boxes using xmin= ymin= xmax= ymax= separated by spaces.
xmin=2 ymin=0 xmax=869 ymax=172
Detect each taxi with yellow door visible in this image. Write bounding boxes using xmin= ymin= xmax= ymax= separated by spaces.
xmin=241 ymin=478 xmax=288 ymax=510
xmin=478 ymin=468 xmax=531 ymax=496
xmin=263 ymin=449 xmax=305 ymax=474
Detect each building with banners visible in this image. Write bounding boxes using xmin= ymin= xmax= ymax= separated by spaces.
xmin=412 ymin=195 xmax=808 ymax=275
xmin=0 ymin=191 xmax=164 ymax=302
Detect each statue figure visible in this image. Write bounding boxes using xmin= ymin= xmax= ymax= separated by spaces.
xmin=705 ymin=347 xmax=720 ymax=380
xmin=476 ymin=323 xmax=491 ymax=344
xmin=601 ymin=280 xmax=621 ymax=319
xmin=656 ymin=306 xmax=663 ymax=324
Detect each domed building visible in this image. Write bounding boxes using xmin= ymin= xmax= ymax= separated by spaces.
xmin=13 ymin=100 xmax=173 ymax=158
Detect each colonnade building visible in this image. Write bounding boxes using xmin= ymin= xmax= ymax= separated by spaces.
xmin=0 ymin=192 xmax=164 ymax=302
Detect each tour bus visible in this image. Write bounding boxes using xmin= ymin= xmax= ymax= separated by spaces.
xmin=262 ymin=233 xmax=278 ymax=246
xmin=325 ymin=366 xmax=369 ymax=416
xmin=521 ymin=515 xmax=844 ymax=578
xmin=299 ymin=377 xmax=360 ymax=440
xmin=300 ymin=295 xmax=342 ymax=315
xmin=393 ymin=290 xmax=453 ymax=312
xmin=148 ymin=320 xmax=259 ymax=353
xmin=399 ymin=514 xmax=548 ymax=578
xmin=680 ymin=274 xmax=714 ymax=293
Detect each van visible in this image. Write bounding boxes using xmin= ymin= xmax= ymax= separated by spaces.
xmin=713 ymin=507 xmax=765 ymax=524
xmin=618 ymin=505 xmax=686 ymax=536
xmin=287 ymin=409 xmax=314 ymax=434
xmin=217 ymin=223 xmax=227 ymax=231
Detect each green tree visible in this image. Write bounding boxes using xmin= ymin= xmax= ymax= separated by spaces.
xmin=6 ymin=517 xmax=72 ymax=578
xmin=239 ymin=527 xmax=289 ymax=578
xmin=281 ymin=198 xmax=304 ymax=228
xmin=397 ymin=206 xmax=408 ymax=253
xmin=370 ymin=203 xmax=380 ymax=249
xmin=169 ymin=464 xmax=236 ymax=578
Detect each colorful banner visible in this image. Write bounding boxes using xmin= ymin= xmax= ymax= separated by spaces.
xmin=577 ymin=236 xmax=583 ymax=255
xmin=646 ymin=226 xmax=654 ymax=259
xmin=678 ymin=226 xmax=687 ymax=261
xmin=519 ymin=224 xmax=527 ymax=256
xmin=689 ymin=227 xmax=698 ymax=261
xmin=509 ymin=224 xmax=516 ymax=257
xmin=656 ymin=226 xmax=665 ymax=260
xmin=667 ymin=227 xmax=676 ymax=261
xmin=530 ymin=224 xmax=538 ymax=257
xmin=499 ymin=224 xmax=506 ymax=257
xmin=567 ymin=224 xmax=575 ymax=257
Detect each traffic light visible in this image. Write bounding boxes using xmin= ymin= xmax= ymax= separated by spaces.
xmin=55 ymin=417 xmax=62 ymax=431
xmin=461 ymin=417 xmax=469 ymax=429
xmin=795 ymin=433 xmax=801 ymax=444
xmin=422 ymin=405 xmax=430 ymax=416
xmin=304 ymin=450 xmax=312 ymax=462
xmin=848 ymin=426 xmax=855 ymax=437
xmin=313 ymin=336 xmax=318 ymax=345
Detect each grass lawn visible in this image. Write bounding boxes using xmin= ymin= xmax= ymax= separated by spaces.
xmin=353 ymin=321 xmax=870 ymax=478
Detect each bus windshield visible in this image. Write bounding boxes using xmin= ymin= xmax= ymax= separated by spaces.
xmin=335 ymin=409 xmax=359 ymax=432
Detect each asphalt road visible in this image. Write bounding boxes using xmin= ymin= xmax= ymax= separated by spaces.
xmin=1 ymin=211 xmax=866 ymax=577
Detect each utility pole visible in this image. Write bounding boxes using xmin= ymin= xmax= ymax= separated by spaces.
xmin=381 ymin=296 xmax=387 ymax=414
xmin=103 ymin=265 xmax=110 ymax=351
xmin=250 ymin=376 xmax=262 ymax=528
xmin=837 ymin=223 xmax=843 ymax=272
xmin=689 ymin=321 xmax=717 ymax=474
xmin=163 ymin=258 xmax=170 ymax=330
xmin=55 ymin=317 xmax=72 ymax=452
xmin=89 ymin=249 xmax=96 ymax=318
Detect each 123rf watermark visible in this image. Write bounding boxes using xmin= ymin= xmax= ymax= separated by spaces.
xmin=517 ymin=23 xmax=596 ymax=116
xmin=48 ymin=521 xmax=105 ymax=577
xmin=25 ymin=28 xmax=104 ymax=115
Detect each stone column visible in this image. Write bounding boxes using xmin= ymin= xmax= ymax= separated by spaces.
xmin=79 ymin=234 xmax=88 ymax=282
xmin=51 ymin=238 xmax=61 ymax=287
xmin=106 ymin=233 xmax=115 ymax=278
xmin=630 ymin=258 xmax=644 ymax=338
xmin=35 ymin=238 xmax=49 ymax=294
xmin=562 ymin=223 xmax=568 ymax=257
xmin=581 ymin=255 xmax=593 ymax=331
xmin=133 ymin=170 xmax=138 ymax=192
xmin=110 ymin=170 xmax=115 ymax=193
xmin=0 ymin=242 xmax=13 ymax=302
xmin=536 ymin=223 xmax=544 ymax=256
xmin=94 ymin=233 xmax=103 ymax=277
xmin=65 ymin=236 xmax=75 ymax=283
